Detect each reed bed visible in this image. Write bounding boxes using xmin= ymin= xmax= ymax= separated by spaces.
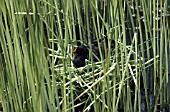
xmin=0 ymin=0 xmax=170 ymax=112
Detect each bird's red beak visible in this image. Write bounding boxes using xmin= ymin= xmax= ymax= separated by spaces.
xmin=72 ymin=48 xmax=77 ymax=54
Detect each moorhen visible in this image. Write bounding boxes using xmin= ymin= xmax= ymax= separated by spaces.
xmin=72 ymin=44 xmax=100 ymax=68
xmin=72 ymin=45 xmax=89 ymax=67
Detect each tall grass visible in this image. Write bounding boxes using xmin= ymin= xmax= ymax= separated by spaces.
xmin=0 ymin=0 xmax=169 ymax=112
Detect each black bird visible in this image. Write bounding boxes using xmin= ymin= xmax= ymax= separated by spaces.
xmin=72 ymin=45 xmax=89 ymax=68
xmin=72 ymin=38 xmax=115 ymax=68
xmin=72 ymin=44 xmax=102 ymax=68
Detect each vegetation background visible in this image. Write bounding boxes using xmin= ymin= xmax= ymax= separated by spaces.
xmin=0 ymin=0 xmax=170 ymax=112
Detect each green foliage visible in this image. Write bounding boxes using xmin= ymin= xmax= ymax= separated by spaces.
xmin=0 ymin=0 xmax=169 ymax=112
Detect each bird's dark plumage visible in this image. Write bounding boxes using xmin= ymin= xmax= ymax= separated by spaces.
xmin=72 ymin=38 xmax=115 ymax=68
xmin=72 ymin=45 xmax=89 ymax=67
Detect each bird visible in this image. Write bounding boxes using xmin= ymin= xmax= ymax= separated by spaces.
xmin=72 ymin=37 xmax=115 ymax=68
xmin=72 ymin=44 xmax=101 ymax=68
xmin=72 ymin=45 xmax=89 ymax=68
